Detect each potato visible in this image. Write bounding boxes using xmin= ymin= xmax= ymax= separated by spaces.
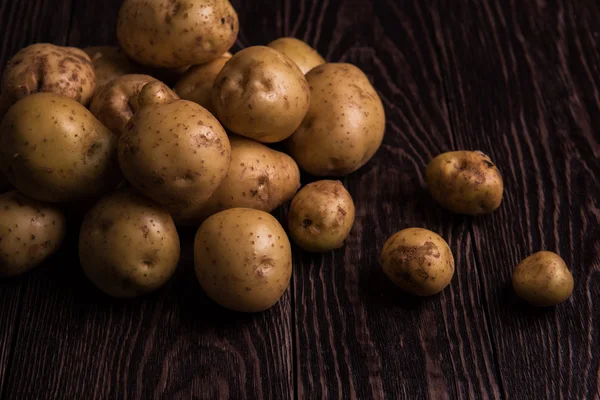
xmin=79 ymin=189 xmax=180 ymax=298
xmin=380 ymin=228 xmax=454 ymax=296
xmin=425 ymin=150 xmax=503 ymax=215
xmin=2 ymin=43 xmax=96 ymax=108
xmin=174 ymin=56 xmax=230 ymax=114
xmin=84 ymin=46 xmax=142 ymax=90
xmin=194 ymin=208 xmax=292 ymax=312
xmin=0 ymin=191 xmax=66 ymax=277
xmin=287 ymin=63 xmax=386 ymax=176
xmin=0 ymin=93 xmax=121 ymax=203
xmin=512 ymin=251 xmax=574 ymax=307
xmin=90 ymin=74 xmax=178 ymax=137
xmin=118 ymin=82 xmax=231 ymax=209
xmin=116 ymin=0 xmax=239 ymax=68
xmin=267 ymin=37 xmax=325 ymax=74
xmin=212 ymin=46 xmax=311 ymax=143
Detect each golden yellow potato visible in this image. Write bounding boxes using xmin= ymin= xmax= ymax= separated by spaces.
xmin=380 ymin=228 xmax=455 ymax=296
xmin=79 ymin=189 xmax=180 ymax=298
xmin=0 ymin=93 xmax=121 ymax=203
xmin=288 ymin=180 xmax=355 ymax=252
xmin=116 ymin=0 xmax=239 ymax=68
xmin=212 ymin=46 xmax=311 ymax=143
xmin=512 ymin=251 xmax=574 ymax=307
xmin=0 ymin=191 xmax=66 ymax=277
xmin=174 ymin=56 xmax=230 ymax=114
xmin=425 ymin=150 xmax=503 ymax=215
xmin=2 ymin=43 xmax=96 ymax=107
xmin=194 ymin=208 xmax=292 ymax=312
xmin=84 ymin=46 xmax=142 ymax=89
xmin=267 ymin=37 xmax=325 ymax=74
xmin=287 ymin=63 xmax=386 ymax=176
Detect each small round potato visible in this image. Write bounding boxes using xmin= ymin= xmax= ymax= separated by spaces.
xmin=512 ymin=251 xmax=574 ymax=307
xmin=0 ymin=191 xmax=66 ymax=277
xmin=288 ymin=180 xmax=355 ymax=252
xmin=84 ymin=46 xmax=143 ymax=90
xmin=0 ymin=93 xmax=121 ymax=203
xmin=380 ymin=228 xmax=455 ymax=296
xmin=212 ymin=46 xmax=311 ymax=143
xmin=194 ymin=208 xmax=292 ymax=312
xmin=267 ymin=37 xmax=325 ymax=74
xmin=287 ymin=63 xmax=386 ymax=176
xmin=79 ymin=189 xmax=180 ymax=298
xmin=174 ymin=56 xmax=230 ymax=114
xmin=116 ymin=0 xmax=239 ymax=68
xmin=425 ymin=150 xmax=503 ymax=215
xmin=2 ymin=43 xmax=96 ymax=107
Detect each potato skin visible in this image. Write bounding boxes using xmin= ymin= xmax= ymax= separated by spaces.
xmin=174 ymin=56 xmax=230 ymax=114
xmin=425 ymin=150 xmax=503 ymax=215
xmin=512 ymin=251 xmax=574 ymax=307
xmin=212 ymin=46 xmax=311 ymax=143
xmin=194 ymin=208 xmax=292 ymax=312
xmin=380 ymin=228 xmax=455 ymax=296
xmin=116 ymin=0 xmax=239 ymax=68
xmin=288 ymin=180 xmax=355 ymax=252
xmin=2 ymin=43 xmax=96 ymax=107
xmin=267 ymin=37 xmax=325 ymax=74
xmin=287 ymin=63 xmax=386 ymax=176
xmin=84 ymin=46 xmax=142 ymax=90
xmin=0 ymin=191 xmax=66 ymax=278
xmin=0 ymin=93 xmax=121 ymax=203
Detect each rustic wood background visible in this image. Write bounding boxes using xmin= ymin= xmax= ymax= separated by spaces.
xmin=0 ymin=0 xmax=599 ymax=399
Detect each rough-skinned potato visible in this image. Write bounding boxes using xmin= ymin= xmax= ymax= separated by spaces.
xmin=287 ymin=63 xmax=386 ymax=176
xmin=267 ymin=37 xmax=325 ymax=74
xmin=380 ymin=228 xmax=455 ymax=296
xmin=194 ymin=208 xmax=292 ymax=312
xmin=84 ymin=46 xmax=142 ymax=90
xmin=425 ymin=150 xmax=503 ymax=215
xmin=174 ymin=56 xmax=230 ymax=114
xmin=0 ymin=191 xmax=66 ymax=277
xmin=512 ymin=251 xmax=574 ymax=307
xmin=0 ymin=93 xmax=121 ymax=203
xmin=212 ymin=46 xmax=311 ymax=143
xmin=79 ymin=189 xmax=180 ymax=298
xmin=117 ymin=0 xmax=239 ymax=68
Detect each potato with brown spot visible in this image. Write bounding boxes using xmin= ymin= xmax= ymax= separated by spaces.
xmin=194 ymin=208 xmax=292 ymax=312
xmin=512 ymin=251 xmax=574 ymax=307
xmin=116 ymin=0 xmax=239 ymax=68
xmin=0 ymin=93 xmax=121 ymax=203
xmin=267 ymin=37 xmax=325 ymax=74
xmin=79 ymin=189 xmax=180 ymax=298
xmin=174 ymin=56 xmax=230 ymax=114
xmin=288 ymin=180 xmax=355 ymax=252
xmin=380 ymin=228 xmax=455 ymax=296
xmin=84 ymin=46 xmax=143 ymax=90
xmin=212 ymin=46 xmax=310 ymax=143
xmin=2 ymin=43 xmax=96 ymax=108
xmin=287 ymin=63 xmax=386 ymax=176
xmin=425 ymin=150 xmax=503 ymax=215
xmin=0 ymin=191 xmax=66 ymax=277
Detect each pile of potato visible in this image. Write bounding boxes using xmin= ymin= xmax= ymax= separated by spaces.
xmin=0 ymin=0 xmax=573 ymax=311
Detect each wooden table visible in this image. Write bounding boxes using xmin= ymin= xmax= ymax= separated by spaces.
xmin=0 ymin=1 xmax=598 ymax=399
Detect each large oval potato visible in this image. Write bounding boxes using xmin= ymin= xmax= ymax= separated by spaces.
xmin=0 ymin=191 xmax=66 ymax=277
xmin=2 ymin=43 xmax=96 ymax=107
xmin=84 ymin=46 xmax=143 ymax=90
xmin=212 ymin=46 xmax=311 ymax=143
xmin=0 ymin=93 xmax=121 ymax=203
xmin=79 ymin=189 xmax=180 ymax=298
xmin=194 ymin=208 xmax=292 ymax=312
xmin=287 ymin=63 xmax=386 ymax=176
xmin=174 ymin=56 xmax=230 ymax=114
xmin=267 ymin=37 xmax=325 ymax=74
xmin=116 ymin=0 xmax=239 ymax=68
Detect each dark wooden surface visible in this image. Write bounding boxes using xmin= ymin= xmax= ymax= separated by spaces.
xmin=0 ymin=1 xmax=598 ymax=399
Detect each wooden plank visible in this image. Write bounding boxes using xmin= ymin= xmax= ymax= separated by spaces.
xmin=435 ymin=0 xmax=600 ymax=398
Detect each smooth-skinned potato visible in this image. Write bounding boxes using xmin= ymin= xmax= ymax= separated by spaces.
xmin=512 ymin=251 xmax=574 ymax=307
xmin=425 ymin=150 xmax=503 ymax=215
xmin=194 ymin=208 xmax=292 ymax=312
xmin=79 ymin=189 xmax=180 ymax=298
xmin=212 ymin=46 xmax=311 ymax=143
xmin=287 ymin=63 xmax=386 ymax=176
xmin=0 ymin=93 xmax=121 ymax=203
xmin=174 ymin=56 xmax=230 ymax=114
xmin=267 ymin=37 xmax=325 ymax=74
xmin=116 ymin=0 xmax=239 ymax=68
xmin=0 ymin=191 xmax=66 ymax=277
xmin=84 ymin=46 xmax=142 ymax=90
xmin=380 ymin=228 xmax=455 ymax=296
xmin=2 ymin=43 xmax=96 ymax=107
